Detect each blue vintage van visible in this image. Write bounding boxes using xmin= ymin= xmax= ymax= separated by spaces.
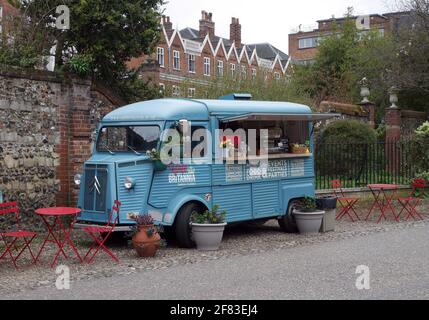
xmin=74 ymin=94 xmax=335 ymax=247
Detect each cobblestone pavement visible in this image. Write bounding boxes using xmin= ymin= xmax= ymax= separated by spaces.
xmin=1 ymin=200 xmax=428 ymax=297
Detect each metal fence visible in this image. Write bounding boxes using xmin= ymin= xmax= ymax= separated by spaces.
xmin=315 ymin=140 xmax=417 ymax=190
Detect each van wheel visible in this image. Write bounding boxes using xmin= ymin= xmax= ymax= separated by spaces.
xmin=175 ymin=202 xmax=203 ymax=248
xmin=278 ymin=200 xmax=300 ymax=233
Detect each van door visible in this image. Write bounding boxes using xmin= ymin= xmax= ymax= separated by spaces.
xmin=212 ymin=164 xmax=253 ymax=223
xmin=249 ymin=163 xmax=282 ymax=218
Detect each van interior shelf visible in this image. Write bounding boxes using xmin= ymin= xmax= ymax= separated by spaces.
xmin=225 ymin=153 xmax=312 ymax=161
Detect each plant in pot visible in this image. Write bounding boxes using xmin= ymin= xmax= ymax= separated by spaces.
xmin=191 ymin=205 xmax=227 ymax=251
xmin=146 ymin=148 xmax=167 ymax=171
xmin=293 ymin=197 xmax=325 ymax=234
xmin=129 ymin=213 xmax=161 ymax=257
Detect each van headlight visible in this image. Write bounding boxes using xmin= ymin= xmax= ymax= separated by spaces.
xmin=74 ymin=174 xmax=82 ymax=186
xmin=124 ymin=177 xmax=135 ymax=189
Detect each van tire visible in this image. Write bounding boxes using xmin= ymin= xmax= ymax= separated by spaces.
xmin=175 ymin=202 xmax=203 ymax=248
xmin=278 ymin=200 xmax=300 ymax=233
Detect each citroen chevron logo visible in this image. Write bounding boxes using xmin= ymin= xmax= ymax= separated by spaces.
xmin=90 ymin=176 xmax=101 ymax=195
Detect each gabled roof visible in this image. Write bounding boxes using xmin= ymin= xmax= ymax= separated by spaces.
xmin=161 ymin=23 xmax=290 ymax=73
xmin=247 ymin=43 xmax=289 ymax=61
xmin=179 ymin=27 xmax=199 ymax=40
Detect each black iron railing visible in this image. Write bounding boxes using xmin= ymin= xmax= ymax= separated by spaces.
xmin=315 ymin=140 xmax=417 ymax=190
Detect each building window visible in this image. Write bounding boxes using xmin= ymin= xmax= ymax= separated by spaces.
xmin=188 ymin=54 xmax=196 ymax=73
xmin=188 ymin=88 xmax=196 ymax=98
xmin=274 ymin=72 xmax=281 ymax=81
xmin=241 ymin=66 xmax=247 ymax=79
xmin=157 ymin=47 xmax=164 ymax=67
xmin=173 ymin=50 xmax=180 ymax=70
xmin=297 ymin=59 xmax=316 ymax=66
xmin=204 ymin=57 xmax=211 ymax=76
xmin=217 ymin=60 xmax=223 ymax=78
xmin=252 ymin=69 xmax=257 ymax=79
xmin=172 ymin=85 xmax=181 ymax=97
xmin=230 ymin=63 xmax=236 ymax=78
xmin=298 ymin=37 xmax=320 ymax=49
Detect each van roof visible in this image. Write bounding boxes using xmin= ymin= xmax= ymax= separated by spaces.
xmin=102 ymin=98 xmax=312 ymax=123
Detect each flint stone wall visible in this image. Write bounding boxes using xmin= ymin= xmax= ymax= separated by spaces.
xmin=0 ymin=66 xmax=122 ymax=229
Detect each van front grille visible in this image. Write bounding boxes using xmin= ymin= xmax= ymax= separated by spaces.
xmin=83 ymin=165 xmax=108 ymax=212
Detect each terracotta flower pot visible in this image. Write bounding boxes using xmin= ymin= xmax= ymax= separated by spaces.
xmin=132 ymin=225 xmax=161 ymax=257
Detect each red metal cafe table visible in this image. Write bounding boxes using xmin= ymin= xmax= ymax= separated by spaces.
xmin=35 ymin=207 xmax=83 ymax=268
xmin=365 ymin=184 xmax=398 ymax=224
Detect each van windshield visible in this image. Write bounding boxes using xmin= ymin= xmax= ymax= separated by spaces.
xmin=97 ymin=126 xmax=160 ymax=153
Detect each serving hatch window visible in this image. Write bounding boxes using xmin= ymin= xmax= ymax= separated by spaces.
xmin=219 ymin=120 xmax=310 ymax=155
xmin=97 ymin=126 xmax=160 ymax=153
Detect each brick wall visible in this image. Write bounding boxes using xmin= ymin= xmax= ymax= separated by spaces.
xmin=0 ymin=66 xmax=122 ymax=227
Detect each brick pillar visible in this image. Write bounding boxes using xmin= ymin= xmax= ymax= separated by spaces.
xmin=55 ymin=77 xmax=92 ymax=206
xmin=385 ymin=107 xmax=402 ymax=173
xmin=69 ymin=78 xmax=93 ymax=205
xmin=55 ymin=83 xmax=72 ymax=206
xmin=385 ymin=107 xmax=401 ymax=141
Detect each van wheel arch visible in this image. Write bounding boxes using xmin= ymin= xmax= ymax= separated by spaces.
xmin=174 ymin=201 xmax=209 ymax=248
xmin=278 ymin=198 xmax=303 ymax=233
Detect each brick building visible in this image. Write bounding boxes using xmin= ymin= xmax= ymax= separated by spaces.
xmin=0 ymin=0 xmax=19 ymax=35
xmin=288 ymin=11 xmax=411 ymax=65
xmin=128 ymin=11 xmax=290 ymax=97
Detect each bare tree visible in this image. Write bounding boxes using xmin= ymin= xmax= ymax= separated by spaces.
xmin=388 ymin=0 xmax=429 ymax=94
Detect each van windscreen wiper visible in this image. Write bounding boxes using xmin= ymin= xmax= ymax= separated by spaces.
xmin=127 ymin=145 xmax=142 ymax=155
xmin=102 ymin=144 xmax=115 ymax=155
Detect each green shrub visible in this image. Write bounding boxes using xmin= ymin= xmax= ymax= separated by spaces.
xmin=320 ymin=120 xmax=377 ymax=144
xmin=317 ymin=120 xmax=377 ymax=181
xmin=65 ymin=54 xmax=94 ymax=77
xmin=409 ymin=122 xmax=429 ymax=176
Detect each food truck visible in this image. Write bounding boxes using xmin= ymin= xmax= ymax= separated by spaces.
xmin=74 ymin=94 xmax=336 ymax=247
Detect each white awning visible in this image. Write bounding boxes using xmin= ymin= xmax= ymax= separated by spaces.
xmin=220 ymin=113 xmax=341 ymax=123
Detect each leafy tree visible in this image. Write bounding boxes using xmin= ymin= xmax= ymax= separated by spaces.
xmin=163 ymin=72 xmax=313 ymax=107
xmin=387 ymin=0 xmax=429 ymax=111
xmin=5 ymin=0 xmax=164 ymax=103
xmin=291 ymin=8 xmax=394 ymax=114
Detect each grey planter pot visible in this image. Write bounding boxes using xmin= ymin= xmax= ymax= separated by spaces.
xmin=293 ymin=209 xmax=325 ymax=234
xmin=191 ymin=223 xmax=227 ymax=251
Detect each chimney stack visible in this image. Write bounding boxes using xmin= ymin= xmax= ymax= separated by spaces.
xmin=162 ymin=15 xmax=173 ymax=37
xmin=230 ymin=17 xmax=242 ymax=48
xmin=199 ymin=10 xmax=215 ymax=39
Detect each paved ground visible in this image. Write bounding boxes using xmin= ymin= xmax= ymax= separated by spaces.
xmin=3 ymin=222 xmax=429 ymax=300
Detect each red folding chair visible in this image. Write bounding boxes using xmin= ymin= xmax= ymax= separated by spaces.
xmin=396 ymin=179 xmax=427 ymax=221
xmin=83 ymin=200 xmax=121 ymax=264
xmin=331 ymin=180 xmax=360 ymax=222
xmin=0 ymin=202 xmax=37 ymax=269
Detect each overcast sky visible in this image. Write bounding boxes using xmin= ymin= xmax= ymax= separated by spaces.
xmin=163 ymin=0 xmax=400 ymax=54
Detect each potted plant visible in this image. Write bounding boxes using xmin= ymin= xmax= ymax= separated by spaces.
xmin=191 ymin=205 xmax=227 ymax=251
xmin=293 ymin=197 xmax=325 ymax=234
xmin=129 ymin=213 xmax=161 ymax=257
xmin=316 ymin=196 xmax=338 ymax=233
xmin=146 ymin=148 xmax=167 ymax=171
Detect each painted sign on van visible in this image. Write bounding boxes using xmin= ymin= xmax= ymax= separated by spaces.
xmin=225 ymin=159 xmax=305 ymax=183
